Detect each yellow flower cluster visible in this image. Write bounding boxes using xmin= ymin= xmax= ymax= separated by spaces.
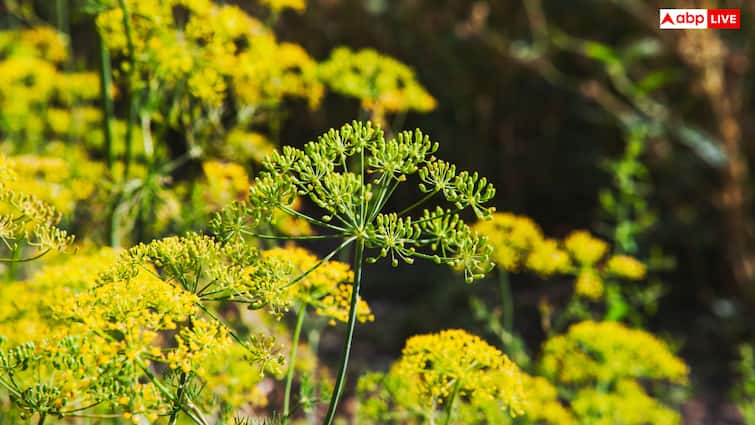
xmin=526 ymin=238 xmax=572 ymax=276
xmin=53 ymin=268 xmax=202 ymax=356
xmin=0 ymin=333 xmax=167 ymax=421
xmin=262 ymin=245 xmax=374 ymax=325
xmin=462 ymin=373 xmax=576 ymax=425
xmin=605 ymin=254 xmax=647 ymax=280
xmin=394 ymin=329 xmax=525 ymax=410
xmin=571 ymin=379 xmax=681 ymax=425
xmin=474 ymin=213 xmax=647 ymax=300
xmin=4 ymin=150 xmax=104 ymax=216
xmin=518 ymin=375 xmax=577 ymax=424
xmin=97 ymin=0 xmax=323 ymax=109
xmin=163 ymin=316 xmax=232 ymax=374
xmin=564 ymin=230 xmax=609 ymax=265
xmin=103 ymin=232 xmax=295 ymax=313
xmin=202 ymin=160 xmax=251 ymax=211
xmin=574 ymin=269 xmax=603 ymax=300
xmin=319 ymin=47 xmax=436 ymax=123
xmin=0 ymin=155 xmax=74 ymax=259
xmin=564 ymin=230 xmax=646 ymax=299
xmin=0 ymin=236 xmax=302 ymax=421
xmin=0 ymin=27 xmax=103 ymax=148
xmin=0 ymin=26 xmax=67 ymax=63
xmin=0 ymin=247 xmax=116 ymax=345
xmin=472 ymin=212 xmax=543 ymax=271
xmin=224 ymin=130 xmax=276 ymax=164
xmin=540 ymin=320 xmax=688 ymax=385
xmin=357 ymin=329 xmax=526 ymax=424
xmin=535 ymin=321 xmax=688 ymax=425
xmin=0 ymin=248 xmax=177 ymax=420
xmin=200 ymin=342 xmax=274 ymax=416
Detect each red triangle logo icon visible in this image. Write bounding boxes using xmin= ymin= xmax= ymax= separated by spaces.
xmin=661 ymin=13 xmax=674 ymax=25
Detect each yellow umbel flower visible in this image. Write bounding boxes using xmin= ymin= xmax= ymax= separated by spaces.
xmin=519 ymin=374 xmax=577 ymax=425
xmin=319 ymin=47 xmax=436 ymax=123
xmin=89 ymin=0 xmax=324 ymax=175
xmin=526 ymin=238 xmax=571 ymax=276
xmin=393 ymin=329 xmax=525 ymax=412
xmin=0 ymin=155 xmax=75 ymax=258
xmin=575 ymin=269 xmax=604 ymax=300
xmin=202 ymin=160 xmax=250 ymax=211
xmin=5 ymin=152 xmax=104 ymax=215
xmin=0 ymin=247 xmax=118 ymax=344
xmin=571 ymin=379 xmax=681 ymax=425
xmin=472 ymin=212 xmax=544 ymax=271
xmin=262 ymin=245 xmax=374 ymax=325
xmin=357 ymin=330 xmax=527 ymax=424
xmin=605 ymin=254 xmax=647 ymax=280
xmin=564 ymin=230 xmax=608 ymax=265
xmin=201 ymin=342 xmax=276 ymax=416
xmin=0 ymin=28 xmax=104 ymax=148
xmin=463 ymin=373 xmax=577 ymax=425
xmin=225 ymin=130 xmax=276 ymax=163
xmin=540 ymin=320 xmax=688 ymax=385
xmin=3 ymin=27 xmax=68 ymax=63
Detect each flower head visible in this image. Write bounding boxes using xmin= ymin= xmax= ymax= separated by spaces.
xmin=393 ymin=329 xmax=525 ymax=411
xmin=320 ymin=48 xmax=435 ymax=123
xmin=540 ymin=320 xmax=688 ymax=385
xmin=213 ymin=121 xmax=497 ymax=283
xmin=605 ymin=254 xmax=647 ymax=280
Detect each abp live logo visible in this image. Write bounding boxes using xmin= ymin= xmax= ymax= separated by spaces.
xmin=660 ymin=9 xmax=740 ymax=29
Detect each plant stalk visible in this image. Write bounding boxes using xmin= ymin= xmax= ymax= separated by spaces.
xmin=118 ymin=0 xmax=136 ymax=181
xmin=283 ymin=303 xmax=307 ymax=422
xmin=98 ymin=36 xmax=115 ymax=170
xmin=442 ymin=380 xmax=462 ymax=425
xmin=169 ymin=370 xmax=188 ymax=425
xmin=322 ymin=237 xmax=365 ymax=425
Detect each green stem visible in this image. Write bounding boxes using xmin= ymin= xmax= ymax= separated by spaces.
xmin=499 ymin=269 xmax=514 ymax=332
xmin=4 ymin=245 xmax=21 ymax=280
xmin=322 ymin=237 xmax=365 ymax=425
xmin=98 ymin=36 xmax=115 ymax=170
xmin=442 ymin=380 xmax=462 ymax=425
xmin=170 ymin=314 xmax=193 ymax=425
xmin=1 ymin=248 xmax=50 ymax=266
xmin=109 ymin=194 xmax=121 ymax=248
xmin=118 ymin=0 xmax=136 ymax=181
xmin=55 ymin=0 xmax=68 ymax=53
xmin=279 ymin=205 xmax=347 ymax=233
xmin=306 ymin=325 xmax=323 ymax=425
xmin=135 ymin=359 xmax=207 ymax=425
xmin=550 ymin=297 xmax=583 ymax=337
xmin=283 ymin=303 xmax=307 ymax=422
xmin=240 ymin=230 xmax=346 ymax=241
xmin=282 ymin=237 xmax=356 ymax=289
xmin=169 ymin=370 xmax=188 ymax=425
xmin=397 ymin=189 xmax=439 ymax=216
xmin=37 ymin=412 xmax=46 ymax=425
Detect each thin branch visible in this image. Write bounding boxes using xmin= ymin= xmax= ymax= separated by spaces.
xmin=239 ymin=230 xmax=347 ymax=241
xmin=0 ymin=249 xmax=51 ymax=263
xmin=396 ymin=189 xmax=439 ymax=217
xmin=282 ymin=237 xmax=356 ymax=289
xmin=279 ymin=205 xmax=347 ymax=232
